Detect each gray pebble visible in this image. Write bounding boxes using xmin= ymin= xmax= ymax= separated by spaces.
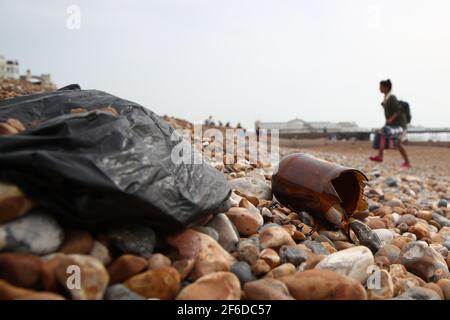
xmin=230 ymin=261 xmax=256 ymax=285
xmin=279 ymin=245 xmax=308 ymax=266
xmin=107 ymin=224 xmax=156 ymax=258
xmin=104 ymin=284 xmax=146 ymax=300
xmin=303 ymin=240 xmax=329 ymax=255
xmin=207 ymin=213 xmax=239 ymax=252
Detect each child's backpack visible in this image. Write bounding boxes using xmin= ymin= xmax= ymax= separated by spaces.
xmin=399 ymin=100 xmax=411 ymax=124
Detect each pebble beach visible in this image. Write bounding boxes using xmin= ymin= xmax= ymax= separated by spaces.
xmin=0 ymin=83 xmax=449 ymax=300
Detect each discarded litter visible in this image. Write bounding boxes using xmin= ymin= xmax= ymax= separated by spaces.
xmin=0 ymin=85 xmax=231 ymax=230
xmin=272 ymin=153 xmax=368 ymax=230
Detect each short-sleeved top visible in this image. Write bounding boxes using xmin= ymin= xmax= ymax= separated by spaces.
xmin=382 ymin=94 xmax=407 ymax=130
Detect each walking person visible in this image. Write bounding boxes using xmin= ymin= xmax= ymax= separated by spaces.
xmin=370 ymin=79 xmax=411 ymax=168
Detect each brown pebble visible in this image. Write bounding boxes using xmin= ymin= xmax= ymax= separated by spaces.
xmin=259 ymin=248 xmax=280 ymax=268
xmin=0 ymin=253 xmax=43 ymax=288
xmin=423 ymin=283 xmax=445 ymax=299
xmin=172 ymin=259 xmax=195 ymax=280
xmin=0 ymin=280 xmax=64 ymax=300
xmin=59 ymin=229 xmax=93 ymax=254
xmin=108 ymin=254 xmax=148 ymax=284
xmin=265 ymin=263 xmax=296 ymax=278
xmin=437 ymin=279 xmax=450 ymax=300
xmin=125 ymin=266 xmax=181 ymax=299
xmin=251 ymin=259 xmax=271 ymax=276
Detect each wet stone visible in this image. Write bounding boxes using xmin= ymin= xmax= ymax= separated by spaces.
xmin=261 ymin=207 xmax=273 ymax=221
xmin=259 ymin=248 xmax=280 ymax=268
xmin=318 ymin=230 xmax=349 ymax=242
xmin=124 ymin=266 xmax=181 ymax=300
xmin=104 ymin=284 xmax=146 ymax=300
xmin=400 ymin=241 xmax=450 ymax=282
xmin=251 ymin=259 xmax=271 ymax=276
xmin=442 ymin=241 xmax=450 ymax=251
xmin=89 ymin=241 xmax=111 ymax=265
xmin=193 ymin=226 xmax=219 ymax=242
xmin=349 ymin=220 xmax=382 ymax=253
xmin=416 ymin=211 xmax=433 ymax=221
xmin=385 ymin=198 xmax=404 ymax=208
xmin=176 ymin=272 xmax=241 ymax=300
xmin=108 ymin=254 xmax=148 ymax=284
xmin=375 ymin=245 xmax=401 ymax=264
xmin=408 ymin=223 xmax=430 ymax=240
xmin=353 ymin=210 xmax=370 ymax=220
xmin=423 ymin=283 xmax=445 ymax=299
xmin=393 ymin=287 xmax=442 ymax=300
xmin=402 ymin=232 xmax=417 ymax=241
xmin=148 ymin=253 xmax=171 ymax=270
xmin=297 ymin=211 xmax=314 ymax=227
xmin=207 ymin=214 xmax=238 ymax=252
xmin=438 ymin=199 xmax=448 ymax=208
xmin=59 ymin=229 xmax=93 ymax=255
xmin=248 ymin=235 xmax=260 ymax=246
xmin=398 ymin=223 xmax=409 ymax=233
xmin=279 ymin=269 xmax=367 ymax=300
xmin=333 ymin=241 xmax=355 ymax=251
xmin=315 ymin=246 xmax=374 ymax=283
xmin=398 ymin=214 xmax=417 ymax=226
xmin=279 ymin=245 xmax=308 ymax=266
xmin=225 ymin=207 xmax=263 ymax=237
xmin=230 ymin=261 xmax=256 ymax=285
xmin=259 ymin=226 xmax=295 ymax=249
xmin=243 ymin=278 xmax=294 ymax=300
xmin=0 ymin=253 xmax=43 ymax=288
xmin=366 ymin=218 xmax=387 ymax=230
xmin=303 ymin=240 xmax=329 ymax=256
xmin=372 ymin=229 xmax=394 ymax=246
xmin=172 ymin=259 xmax=195 ymax=280
xmin=168 ymin=229 xmax=235 ymax=281
xmin=385 ymin=177 xmax=398 ymax=187
xmin=266 ymin=263 xmax=296 ymax=278
xmin=0 ymin=182 xmax=34 ymax=224
xmin=432 ymin=212 xmax=450 ymax=227
xmin=437 ymin=279 xmax=450 ymax=300
xmin=314 ymin=235 xmax=333 ymax=245
xmin=237 ymin=239 xmax=260 ymax=265
xmin=107 ymin=224 xmax=156 ymax=259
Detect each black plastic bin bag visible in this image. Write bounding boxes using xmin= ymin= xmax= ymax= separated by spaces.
xmin=0 ymin=85 xmax=231 ymax=231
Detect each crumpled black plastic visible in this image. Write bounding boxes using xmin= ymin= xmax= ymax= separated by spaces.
xmin=0 ymin=85 xmax=231 ymax=231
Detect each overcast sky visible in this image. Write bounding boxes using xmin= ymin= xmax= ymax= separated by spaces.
xmin=1 ymin=0 xmax=449 ymax=129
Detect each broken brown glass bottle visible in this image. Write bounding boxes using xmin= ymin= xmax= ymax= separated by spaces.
xmin=272 ymin=153 xmax=368 ymax=230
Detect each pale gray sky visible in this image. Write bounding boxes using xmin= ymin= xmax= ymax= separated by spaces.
xmin=1 ymin=0 xmax=449 ymax=129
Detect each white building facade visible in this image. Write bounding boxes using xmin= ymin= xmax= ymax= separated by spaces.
xmin=6 ymin=60 xmax=20 ymax=80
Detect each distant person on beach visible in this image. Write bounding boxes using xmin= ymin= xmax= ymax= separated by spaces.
xmin=370 ymin=79 xmax=411 ymax=168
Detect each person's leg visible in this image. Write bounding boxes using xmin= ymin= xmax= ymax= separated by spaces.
xmin=398 ymin=139 xmax=411 ymax=166
xmin=378 ymin=133 xmax=385 ymax=159
xmin=370 ymin=130 xmax=385 ymax=162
